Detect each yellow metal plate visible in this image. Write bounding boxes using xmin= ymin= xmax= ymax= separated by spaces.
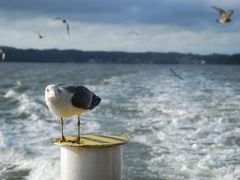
xmin=52 ymin=134 xmax=128 ymax=148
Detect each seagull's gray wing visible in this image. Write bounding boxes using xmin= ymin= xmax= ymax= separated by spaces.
xmin=212 ymin=6 xmax=225 ymax=16
xmin=225 ymin=10 xmax=234 ymax=18
xmin=64 ymin=86 xmax=101 ymax=110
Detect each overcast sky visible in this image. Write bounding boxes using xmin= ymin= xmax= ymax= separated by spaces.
xmin=0 ymin=0 xmax=240 ymax=54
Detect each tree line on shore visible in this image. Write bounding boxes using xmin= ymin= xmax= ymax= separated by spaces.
xmin=1 ymin=46 xmax=239 ymax=64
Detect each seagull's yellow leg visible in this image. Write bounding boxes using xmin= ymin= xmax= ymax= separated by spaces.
xmin=72 ymin=116 xmax=82 ymax=143
xmin=77 ymin=116 xmax=81 ymax=141
xmin=60 ymin=117 xmax=66 ymax=142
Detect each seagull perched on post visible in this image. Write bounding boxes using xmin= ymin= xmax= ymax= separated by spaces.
xmin=45 ymin=84 xmax=101 ymax=143
xmin=212 ymin=6 xmax=234 ymax=24
xmin=54 ymin=17 xmax=70 ymax=35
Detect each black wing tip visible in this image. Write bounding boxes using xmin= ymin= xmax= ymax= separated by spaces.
xmin=89 ymin=96 xmax=101 ymax=110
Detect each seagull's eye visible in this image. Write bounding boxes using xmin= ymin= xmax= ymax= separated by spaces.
xmin=47 ymin=88 xmax=49 ymax=92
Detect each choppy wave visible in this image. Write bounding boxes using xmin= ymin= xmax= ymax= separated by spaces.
xmin=1 ymin=63 xmax=240 ymax=179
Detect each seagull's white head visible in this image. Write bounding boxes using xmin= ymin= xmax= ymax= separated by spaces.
xmin=45 ymin=84 xmax=61 ymax=101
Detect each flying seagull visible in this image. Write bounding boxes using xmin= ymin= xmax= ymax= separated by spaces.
xmin=54 ymin=17 xmax=70 ymax=35
xmin=0 ymin=49 xmax=6 ymax=60
xmin=45 ymin=84 xmax=101 ymax=143
xmin=36 ymin=32 xmax=44 ymax=39
xmin=169 ymin=67 xmax=184 ymax=80
xmin=212 ymin=6 xmax=234 ymax=24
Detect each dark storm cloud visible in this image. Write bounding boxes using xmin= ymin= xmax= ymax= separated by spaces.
xmin=0 ymin=0 xmax=217 ymax=27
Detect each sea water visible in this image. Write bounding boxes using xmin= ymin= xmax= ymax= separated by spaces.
xmin=0 ymin=63 xmax=240 ymax=179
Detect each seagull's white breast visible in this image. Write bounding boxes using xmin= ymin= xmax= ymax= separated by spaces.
xmin=45 ymin=89 xmax=87 ymax=118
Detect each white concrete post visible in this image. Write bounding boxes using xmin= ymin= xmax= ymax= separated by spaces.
xmin=53 ymin=135 xmax=128 ymax=180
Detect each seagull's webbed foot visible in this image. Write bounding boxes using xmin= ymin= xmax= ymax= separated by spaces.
xmin=60 ymin=117 xmax=67 ymax=142
xmin=70 ymin=115 xmax=83 ymax=143
xmin=72 ymin=136 xmax=83 ymax=144
xmin=60 ymin=136 xmax=66 ymax=142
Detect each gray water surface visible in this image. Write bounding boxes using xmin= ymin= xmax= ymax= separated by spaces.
xmin=0 ymin=63 xmax=240 ymax=179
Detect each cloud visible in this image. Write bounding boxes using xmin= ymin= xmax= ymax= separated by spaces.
xmin=0 ymin=0 xmax=239 ymax=54
xmin=1 ymin=0 xmax=240 ymax=30
xmin=1 ymin=0 xmax=239 ymax=27
xmin=0 ymin=16 xmax=239 ymax=54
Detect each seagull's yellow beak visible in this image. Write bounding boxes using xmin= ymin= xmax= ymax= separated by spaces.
xmin=52 ymin=95 xmax=60 ymax=100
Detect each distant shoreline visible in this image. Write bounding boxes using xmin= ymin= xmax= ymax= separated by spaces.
xmin=0 ymin=46 xmax=239 ymax=64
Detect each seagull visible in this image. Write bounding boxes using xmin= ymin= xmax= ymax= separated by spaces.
xmin=54 ymin=17 xmax=70 ymax=35
xmin=45 ymin=84 xmax=101 ymax=143
xmin=169 ymin=67 xmax=184 ymax=80
xmin=0 ymin=49 xmax=6 ymax=60
xmin=212 ymin=6 xmax=234 ymax=24
xmin=36 ymin=32 xmax=44 ymax=39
